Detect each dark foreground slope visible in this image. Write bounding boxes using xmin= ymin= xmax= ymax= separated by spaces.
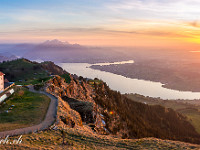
xmin=1 ymin=130 xmax=200 ymax=150
xmin=125 ymin=93 xmax=200 ymax=134
xmin=93 ymin=82 xmax=200 ymax=143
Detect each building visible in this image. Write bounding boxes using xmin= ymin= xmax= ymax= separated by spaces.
xmin=0 ymin=72 xmax=4 ymax=92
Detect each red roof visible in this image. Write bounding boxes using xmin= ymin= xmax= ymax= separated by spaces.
xmin=0 ymin=72 xmax=5 ymax=76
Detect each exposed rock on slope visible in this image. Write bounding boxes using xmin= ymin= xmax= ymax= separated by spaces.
xmin=45 ymin=74 xmax=200 ymax=144
xmin=46 ymin=75 xmax=93 ymax=101
xmin=57 ymin=96 xmax=82 ymax=127
xmin=46 ymin=76 xmax=107 ymax=134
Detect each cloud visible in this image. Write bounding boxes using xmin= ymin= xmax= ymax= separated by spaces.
xmin=3 ymin=26 xmax=188 ymax=40
xmin=1 ymin=0 xmax=200 ymax=46
xmin=105 ymin=0 xmax=200 ymax=21
xmin=188 ymin=21 xmax=200 ymax=28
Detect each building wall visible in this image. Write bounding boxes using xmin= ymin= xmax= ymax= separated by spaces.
xmin=0 ymin=75 xmax=4 ymax=92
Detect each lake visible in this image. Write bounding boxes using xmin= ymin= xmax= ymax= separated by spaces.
xmin=58 ymin=60 xmax=200 ymax=100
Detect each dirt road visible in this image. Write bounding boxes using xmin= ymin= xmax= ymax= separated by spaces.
xmin=0 ymin=87 xmax=58 ymax=138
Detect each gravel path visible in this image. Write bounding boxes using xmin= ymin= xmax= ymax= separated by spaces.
xmin=0 ymin=86 xmax=58 ymax=138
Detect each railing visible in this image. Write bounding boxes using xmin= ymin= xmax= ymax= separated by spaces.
xmin=0 ymin=84 xmax=15 ymax=104
xmin=4 ymin=82 xmax=15 ymax=91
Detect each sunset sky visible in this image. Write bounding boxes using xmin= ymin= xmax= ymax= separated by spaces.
xmin=1 ymin=0 xmax=200 ymax=48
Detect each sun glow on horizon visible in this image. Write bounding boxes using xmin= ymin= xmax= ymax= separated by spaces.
xmin=1 ymin=0 xmax=200 ymax=49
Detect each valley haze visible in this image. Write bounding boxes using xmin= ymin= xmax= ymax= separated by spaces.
xmin=1 ymin=40 xmax=200 ymax=99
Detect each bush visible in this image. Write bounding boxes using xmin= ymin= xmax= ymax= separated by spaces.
xmin=34 ymin=84 xmax=44 ymax=91
xmin=60 ymin=74 xmax=71 ymax=83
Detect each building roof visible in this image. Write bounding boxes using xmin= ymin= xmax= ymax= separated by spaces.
xmin=0 ymin=72 xmax=5 ymax=76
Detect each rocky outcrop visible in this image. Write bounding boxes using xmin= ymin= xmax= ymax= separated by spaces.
xmin=45 ymin=74 xmax=200 ymax=144
xmin=46 ymin=75 xmax=93 ymax=102
xmin=46 ymin=75 xmax=107 ymax=135
xmin=57 ymin=97 xmax=82 ymax=127
xmin=62 ymin=96 xmax=94 ymax=124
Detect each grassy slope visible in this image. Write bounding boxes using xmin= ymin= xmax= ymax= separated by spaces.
xmin=0 ymin=87 xmax=50 ymax=132
xmin=0 ymin=58 xmax=70 ymax=85
xmin=0 ymin=128 xmax=200 ymax=150
xmin=0 ymin=59 xmax=49 ymax=85
xmin=125 ymin=93 xmax=200 ymax=134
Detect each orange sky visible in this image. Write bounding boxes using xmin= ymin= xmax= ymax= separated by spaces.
xmin=1 ymin=21 xmax=200 ymax=50
xmin=1 ymin=0 xmax=200 ymax=50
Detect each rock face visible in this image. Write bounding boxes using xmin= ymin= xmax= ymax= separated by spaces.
xmin=46 ymin=75 xmax=107 ymax=134
xmin=46 ymin=76 xmax=93 ymax=101
xmin=57 ymin=97 xmax=82 ymax=128
xmin=45 ymin=75 xmax=200 ymax=144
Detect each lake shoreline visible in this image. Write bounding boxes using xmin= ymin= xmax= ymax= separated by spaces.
xmin=58 ymin=61 xmax=200 ymax=100
xmin=91 ymin=65 xmax=199 ymax=93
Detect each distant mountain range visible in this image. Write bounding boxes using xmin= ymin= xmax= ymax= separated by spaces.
xmin=0 ymin=40 xmax=130 ymax=63
xmin=42 ymin=39 xmax=70 ymax=46
xmin=0 ymin=52 xmax=18 ymax=62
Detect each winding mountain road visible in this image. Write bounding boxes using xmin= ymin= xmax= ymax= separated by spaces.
xmin=0 ymin=86 xmax=58 ymax=138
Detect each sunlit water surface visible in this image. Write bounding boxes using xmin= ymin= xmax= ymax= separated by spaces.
xmin=58 ymin=60 xmax=200 ymax=100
